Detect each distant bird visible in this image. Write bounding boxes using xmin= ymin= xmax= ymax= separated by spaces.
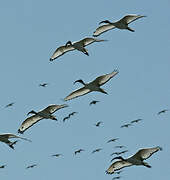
xmin=112 ymin=176 xmax=121 ymax=180
xmin=74 ymin=149 xmax=84 ymax=155
xmin=115 ymin=170 xmax=123 ymax=175
xmin=107 ymin=146 xmax=162 ymax=174
xmin=107 ymin=138 xmax=119 ymax=143
xmin=18 ymin=104 xmax=68 ymax=134
xmin=0 ymin=165 xmax=6 ymax=169
xmin=5 ymin=102 xmax=15 ymax=108
xmin=0 ymin=133 xmax=31 ymax=149
xmin=68 ymin=112 xmax=78 ymax=117
xmin=95 ymin=121 xmax=103 ymax=127
xmin=89 ymin=100 xmax=100 ymax=105
xmin=120 ymin=123 xmax=132 ymax=128
xmin=115 ymin=146 xmax=126 ymax=149
xmin=130 ymin=119 xmax=143 ymax=123
xmin=39 ymin=83 xmax=48 ymax=87
xmin=63 ymin=116 xmax=70 ymax=122
xmin=51 ymin=154 xmax=62 ymax=158
xmin=26 ymin=164 xmax=37 ymax=169
xmin=50 ymin=37 xmax=107 ymax=61
xmin=64 ymin=70 xmax=119 ymax=101
xmin=93 ymin=14 xmax=146 ymax=37
xmin=110 ymin=150 xmax=128 ymax=157
xmin=91 ymin=148 xmax=102 ymax=154
xmin=157 ymin=109 xmax=169 ymax=115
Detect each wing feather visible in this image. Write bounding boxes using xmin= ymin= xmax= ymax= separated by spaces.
xmin=42 ymin=104 xmax=68 ymax=114
xmin=50 ymin=45 xmax=75 ymax=61
xmin=92 ymin=70 xmax=119 ymax=86
xmin=64 ymin=87 xmax=91 ymax=101
xmin=106 ymin=160 xmax=132 ymax=174
xmin=93 ymin=24 xmax=116 ymax=37
xmin=120 ymin=15 xmax=146 ymax=25
xmin=0 ymin=133 xmax=31 ymax=142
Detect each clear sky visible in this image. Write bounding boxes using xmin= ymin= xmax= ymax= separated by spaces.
xmin=0 ymin=0 xmax=169 ymax=179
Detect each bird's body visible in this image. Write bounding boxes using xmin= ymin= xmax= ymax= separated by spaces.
xmin=89 ymin=100 xmax=100 ymax=105
xmin=0 ymin=133 xmax=31 ymax=149
xmin=107 ymin=138 xmax=119 ymax=143
xmin=130 ymin=119 xmax=143 ymax=123
xmin=26 ymin=164 xmax=37 ymax=169
xmin=95 ymin=121 xmax=103 ymax=127
xmin=50 ymin=37 xmax=107 ymax=61
xmin=51 ymin=154 xmax=62 ymax=157
xmin=5 ymin=102 xmax=15 ymax=108
xmin=64 ymin=70 xmax=119 ymax=101
xmin=91 ymin=148 xmax=102 ymax=154
xmin=157 ymin=109 xmax=169 ymax=115
xmin=18 ymin=104 xmax=68 ymax=133
xmin=39 ymin=83 xmax=48 ymax=87
xmin=120 ymin=123 xmax=132 ymax=128
xmin=110 ymin=150 xmax=128 ymax=157
xmin=74 ymin=149 xmax=84 ymax=155
xmin=0 ymin=165 xmax=6 ymax=169
xmin=93 ymin=14 xmax=146 ymax=37
xmin=115 ymin=146 xmax=126 ymax=149
xmin=107 ymin=146 xmax=162 ymax=174
xmin=68 ymin=112 xmax=78 ymax=117
xmin=112 ymin=176 xmax=121 ymax=180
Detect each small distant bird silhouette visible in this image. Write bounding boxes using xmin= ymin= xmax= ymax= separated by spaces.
xmin=157 ymin=109 xmax=169 ymax=115
xmin=63 ymin=116 xmax=70 ymax=122
xmin=107 ymin=138 xmax=119 ymax=143
xmin=110 ymin=150 xmax=128 ymax=157
xmin=115 ymin=146 xmax=126 ymax=149
xmin=115 ymin=170 xmax=123 ymax=174
xmin=39 ymin=83 xmax=48 ymax=87
xmin=89 ymin=100 xmax=100 ymax=106
xmin=120 ymin=124 xmax=132 ymax=128
xmin=130 ymin=119 xmax=143 ymax=123
xmin=0 ymin=165 xmax=6 ymax=168
xmin=95 ymin=121 xmax=103 ymax=127
xmin=91 ymin=148 xmax=102 ymax=154
xmin=74 ymin=149 xmax=84 ymax=155
xmin=5 ymin=102 xmax=15 ymax=108
xmin=68 ymin=112 xmax=78 ymax=117
xmin=112 ymin=176 xmax=121 ymax=180
xmin=51 ymin=154 xmax=62 ymax=158
xmin=26 ymin=164 xmax=37 ymax=169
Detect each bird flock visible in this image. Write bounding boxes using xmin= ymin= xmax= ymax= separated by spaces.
xmin=0 ymin=13 xmax=165 ymax=179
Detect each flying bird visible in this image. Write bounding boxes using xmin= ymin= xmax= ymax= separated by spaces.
xmin=51 ymin=154 xmax=62 ymax=158
xmin=115 ymin=146 xmax=126 ymax=149
xmin=5 ymin=102 xmax=15 ymax=108
xmin=120 ymin=123 xmax=132 ymax=128
xmin=63 ymin=116 xmax=70 ymax=122
xmin=110 ymin=150 xmax=128 ymax=157
xmin=95 ymin=121 xmax=103 ymax=127
xmin=0 ymin=165 xmax=6 ymax=169
xmin=107 ymin=138 xmax=119 ymax=143
xmin=91 ymin=148 xmax=102 ymax=154
xmin=0 ymin=133 xmax=31 ymax=149
xmin=112 ymin=176 xmax=121 ymax=180
xmin=39 ymin=83 xmax=48 ymax=87
xmin=64 ymin=70 xmax=119 ymax=101
xmin=68 ymin=112 xmax=78 ymax=117
xmin=93 ymin=14 xmax=146 ymax=37
xmin=107 ymin=146 xmax=162 ymax=174
xmin=74 ymin=149 xmax=84 ymax=155
xmin=89 ymin=100 xmax=100 ymax=105
xmin=18 ymin=104 xmax=68 ymax=134
xmin=50 ymin=37 xmax=107 ymax=61
xmin=157 ymin=109 xmax=169 ymax=115
xmin=130 ymin=119 xmax=143 ymax=123
xmin=115 ymin=170 xmax=123 ymax=174
xmin=26 ymin=164 xmax=37 ymax=169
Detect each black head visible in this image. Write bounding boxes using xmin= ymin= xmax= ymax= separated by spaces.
xmin=27 ymin=110 xmax=37 ymax=116
xmin=112 ymin=156 xmax=124 ymax=161
xmin=65 ymin=41 xmax=72 ymax=46
xmin=73 ymin=79 xmax=86 ymax=85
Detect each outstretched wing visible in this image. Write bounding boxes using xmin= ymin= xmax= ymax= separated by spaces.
xmin=77 ymin=37 xmax=107 ymax=47
xmin=50 ymin=45 xmax=75 ymax=61
xmin=42 ymin=104 xmax=68 ymax=114
xmin=0 ymin=133 xmax=31 ymax=142
xmin=92 ymin=70 xmax=119 ymax=86
xmin=131 ymin=146 xmax=162 ymax=160
xmin=93 ymin=24 xmax=116 ymax=37
xmin=106 ymin=160 xmax=132 ymax=174
xmin=18 ymin=115 xmax=43 ymax=134
xmin=120 ymin=15 xmax=146 ymax=25
xmin=64 ymin=87 xmax=91 ymax=101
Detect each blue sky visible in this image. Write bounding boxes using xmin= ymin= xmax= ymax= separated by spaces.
xmin=0 ymin=0 xmax=170 ymax=179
